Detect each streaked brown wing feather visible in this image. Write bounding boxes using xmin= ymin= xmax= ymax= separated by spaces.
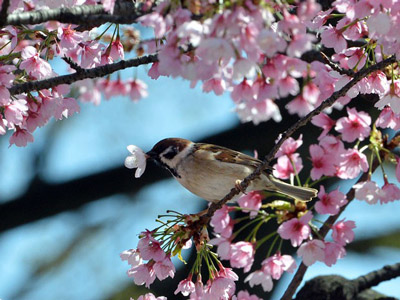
xmin=193 ymin=143 xmax=273 ymax=174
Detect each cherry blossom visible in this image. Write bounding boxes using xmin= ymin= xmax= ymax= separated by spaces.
xmin=20 ymin=46 xmax=53 ymax=79
xmin=120 ymin=249 xmax=142 ymax=268
xmin=125 ymin=145 xmax=147 ymax=178
xmin=277 ymin=212 xmax=312 ymax=247
xmin=337 ymin=149 xmax=369 ymax=180
xmin=315 ymin=186 xmax=347 ymax=215
xmin=324 ymin=242 xmax=346 ymax=267
xmin=127 ymin=263 xmax=156 ymax=288
xmin=309 ymin=144 xmax=336 ymax=180
xmin=380 ymin=183 xmax=400 ymax=204
xmin=237 ymin=191 xmax=262 ymax=218
xmin=335 ymin=107 xmax=371 ymax=143
xmin=135 ymin=293 xmax=167 ymax=300
xmin=375 ymin=80 xmax=400 ymax=114
xmin=233 ymin=290 xmax=262 ymax=300
xmin=245 ymin=270 xmax=273 ymax=292
xmin=153 ymin=256 xmax=175 ymax=280
xmin=262 ymin=253 xmax=296 ymax=280
xmin=210 ymin=205 xmax=233 ymax=238
xmin=175 ymin=277 xmax=196 ymax=296
xmin=229 ymin=242 xmax=255 ymax=272
xmin=332 ymin=219 xmax=356 ymax=245
xmin=297 ymin=239 xmax=325 ymax=266
xmin=353 ymin=180 xmax=381 ymax=204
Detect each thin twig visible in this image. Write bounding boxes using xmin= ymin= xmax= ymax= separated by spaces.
xmin=320 ymin=51 xmax=356 ymax=77
xmin=9 ymin=53 xmax=158 ymax=95
xmin=62 ymin=56 xmax=85 ymax=73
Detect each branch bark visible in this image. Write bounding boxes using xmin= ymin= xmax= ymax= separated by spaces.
xmin=3 ymin=2 xmax=145 ymax=26
xmin=9 ymin=53 xmax=158 ymax=95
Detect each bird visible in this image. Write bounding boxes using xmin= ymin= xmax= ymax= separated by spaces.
xmin=145 ymin=138 xmax=317 ymax=203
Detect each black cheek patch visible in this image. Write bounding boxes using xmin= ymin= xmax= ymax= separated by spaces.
xmin=163 ymin=147 xmax=178 ymax=160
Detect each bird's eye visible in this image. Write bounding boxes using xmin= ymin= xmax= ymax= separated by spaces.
xmin=162 ymin=146 xmax=178 ymax=160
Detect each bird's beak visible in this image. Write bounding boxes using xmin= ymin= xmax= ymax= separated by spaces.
xmin=145 ymin=150 xmax=156 ymax=160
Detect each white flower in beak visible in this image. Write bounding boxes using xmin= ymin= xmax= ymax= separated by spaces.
xmin=125 ymin=145 xmax=147 ymax=178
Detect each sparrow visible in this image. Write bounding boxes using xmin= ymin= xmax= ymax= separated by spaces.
xmin=146 ymin=138 xmax=317 ymax=203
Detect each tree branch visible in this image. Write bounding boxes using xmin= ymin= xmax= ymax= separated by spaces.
xmin=281 ymin=159 xmax=381 ymax=300
xmin=3 ymin=2 xmax=145 ymax=27
xmin=0 ymin=0 xmax=10 ymax=27
xmin=204 ymin=55 xmax=396 ymax=221
xmin=353 ymin=262 xmax=400 ymax=292
xmin=9 ymin=53 xmax=158 ymax=95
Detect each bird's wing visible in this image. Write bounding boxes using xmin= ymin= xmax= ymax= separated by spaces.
xmin=193 ymin=143 xmax=273 ymax=174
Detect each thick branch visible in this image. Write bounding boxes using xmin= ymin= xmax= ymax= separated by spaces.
xmin=353 ymin=262 xmax=400 ymax=292
xmin=9 ymin=54 xmax=158 ymax=95
xmin=204 ymin=55 xmax=397 ymax=221
xmin=3 ymin=2 xmax=145 ymax=26
xmin=281 ymin=159 xmax=381 ymax=300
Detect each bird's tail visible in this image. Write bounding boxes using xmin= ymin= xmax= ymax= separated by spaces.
xmin=268 ymin=176 xmax=318 ymax=202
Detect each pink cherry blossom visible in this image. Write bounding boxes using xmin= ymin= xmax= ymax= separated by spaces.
xmin=380 ymin=183 xmax=400 ymax=204
xmin=80 ymin=41 xmax=103 ymax=68
xmin=137 ymin=231 xmax=166 ymax=262
xmin=275 ymin=135 xmax=303 ymax=158
xmin=136 ymin=293 xmax=167 ymax=300
xmin=210 ymin=235 xmax=231 ymax=260
xmin=277 ymin=211 xmax=312 ymax=247
xmin=332 ymin=219 xmax=356 ymax=245
xmin=209 ymin=276 xmax=236 ymax=300
xmin=229 ymin=242 xmax=255 ymax=272
xmin=127 ymin=263 xmax=156 ymax=288
xmin=273 ymin=153 xmax=303 ymax=179
xmin=297 ymin=239 xmax=325 ymax=266
xmin=309 ymin=144 xmax=336 ymax=180
xmin=57 ymin=25 xmax=83 ymax=51
xmin=153 ymin=256 xmax=175 ymax=280
xmin=311 ymin=113 xmax=335 ymax=139
xmin=128 ymin=79 xmax=148 ymax=102
xmin=175 ymin=277 xmax=195 ymax=296
xmin=245 ymin=270 xmax=273 ymax=292
xmin=324 ymin=242 xmax=346 ymax=266
xmin=353 ymin=180 xmax=381 ymax=204
xmin=375 ymin=80 xmax=400 ymax=114
xmin=315 ymin=186 xmax=347 ymax=215
xmin=335 ymin=107 xmax=371 ymax=142
xmin=120 ymin=249 xmax=143 ymax=268
xmin=203 ymin=78 xmax=227 ymax=96
xmin=9 ymin=128 xmax=34 ymax=147
xmin=233 ymin=290 xmax=262 ymax=300
xmin=231 ymin=79 xmax=255 ymax=103
xmin=4 ymin=99 xmax=28 ymax=125
xmin=138 ymin=12 xmax=167 ymax=39
xmin=20 ymin=46 xmax=52 ymax=79
xmin=210 ymin=205 xmax=233 ymax=238
xmin=320 ymin=25 xmax=347 ymax=53
xmin=376 ymin=107 xmax=400 ymax=130
xmin=237 ymin=191 xmax=262 ymax=218
xmin=262 ymin=253 xmax=296 ymax=280
xmin=148 ymin=62 xmax=161 ymax=80
xmin=337 ymin=148 xmax=368 ymax=180
xmin=109 ymin=37 xmax=125 ymax=61
xmin=319 ymin=135 xmax=346 ymax=160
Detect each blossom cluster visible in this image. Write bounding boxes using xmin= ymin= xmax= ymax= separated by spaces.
xmin=1 ymin=20 xmax=148 ymax=146
xmin=2 ymin=0 xmax=400 ymax=147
